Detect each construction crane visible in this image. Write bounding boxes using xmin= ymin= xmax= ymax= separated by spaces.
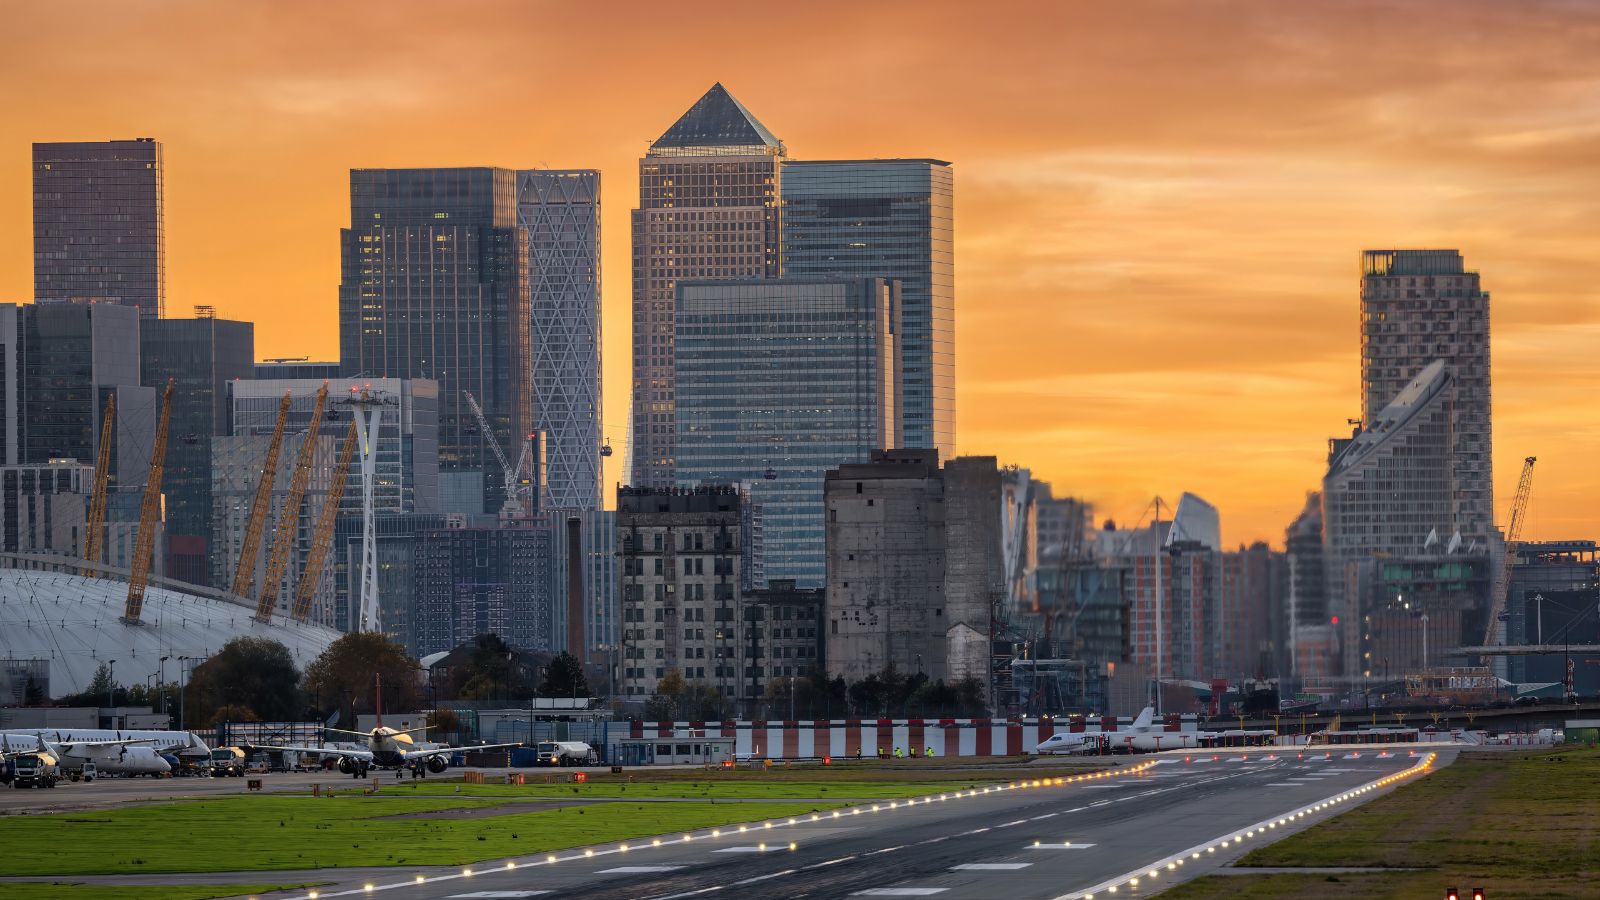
xmin=230 ymin=391 xmax=292 ymax=598
xmin=1483 ymin=456 xmax=1537 ymax=647
xmin=122 ymin=380 xmax=174 ymax=624
xmin=256 ymin=384 xmax=328 ymax=622
xmin=81 ymin=393 xmax=115 ymax=577
xmin=291 ymin=419 xmax=357 ymax=624
xmin=463 ymin=391 xmax=532 ymax=517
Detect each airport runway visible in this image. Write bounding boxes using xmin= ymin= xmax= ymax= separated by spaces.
xmin=242 ymin=748 xmax=1447 ymax=900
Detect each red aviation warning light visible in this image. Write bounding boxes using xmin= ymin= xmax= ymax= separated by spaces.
xmin=1445 ymin=889 xmax=1460 ymax=900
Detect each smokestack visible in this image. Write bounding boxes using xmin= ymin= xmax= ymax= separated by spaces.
xmin=566 ymin=515 xmax=585 ymax=666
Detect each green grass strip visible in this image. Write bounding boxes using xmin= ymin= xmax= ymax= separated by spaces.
xmin=0 ymin=795 xmax=849 ymax=877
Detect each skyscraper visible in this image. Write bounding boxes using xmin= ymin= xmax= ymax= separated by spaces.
xmin=1360 ymin=249 xmax=1492 ymax=547
xmin=631 ymin=84 xmax=785 ymax=488
xmin=33 ymin=139 xmax=165 ymax=318
xmin=673 ymin=278 xmax=901 ymax=587
xmin=140 ymin=314 xmax=255 ymax=586
xmin=338 ymin=168 xmax=532 ymax=516
xmin=518 ymin=169 xmax=602 ymax=510
xmin=782 ymin=159 xmax=955 ymax=457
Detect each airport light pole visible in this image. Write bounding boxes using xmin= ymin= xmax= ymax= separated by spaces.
xmin=106 ymin=659 xmax=116 ymax=712
xmin=178 ymin=656 xmax=191 ymax=731
xmin=158 ymin=656 xmax=169 ymax=716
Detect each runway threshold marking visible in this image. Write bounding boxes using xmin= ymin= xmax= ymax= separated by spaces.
xmin=448 ymin=893 xmax=550 ymax=898
xmin=952 ymin=863 xmax=1033 ymax=870
xmin=853 ymin=890 xmax=949 ymax=897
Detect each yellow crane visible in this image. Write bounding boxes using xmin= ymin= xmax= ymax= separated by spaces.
xmin=123 ymin=380 xmax=174 ymax=624
xmin=81 ymin=393 xmax=115 ymax=577
xmin=291 ymin=419 xmax=357 ymax=623
xmin=230 ymin=391 xmax=292 ymax=598
xmin=256 ymin=384 xmax=328 ymax=622
xmin=1483 ymin=455 xmax=1537 ymax=647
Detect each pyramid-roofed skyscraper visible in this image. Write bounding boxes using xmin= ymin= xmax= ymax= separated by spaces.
xmin=629 ymin=84 xmax=786 ymax=487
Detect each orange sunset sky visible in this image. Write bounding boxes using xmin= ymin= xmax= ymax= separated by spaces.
xmin=1 ymin=1 xmax=1596 ymax=547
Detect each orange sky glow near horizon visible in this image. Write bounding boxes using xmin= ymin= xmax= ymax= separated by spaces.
xmin=1 ymin=1 xmax=1597 ymax=548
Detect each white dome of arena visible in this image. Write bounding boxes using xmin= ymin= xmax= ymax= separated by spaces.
xmin=0 ymin=568 xmax=341 ymax=696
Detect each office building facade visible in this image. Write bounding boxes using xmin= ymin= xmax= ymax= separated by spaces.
xmin=33 ymin=139 xmax=165 ymax=318
xmin=140 ymin=315 xmax=255 ymax=585
xmin=782 ymin=159 xmax=955 ymax=457
xmin=337 ymin=167 xmax=531 ymax=516
xmin=412 ymin=523 xmax=556 ymax=656
xmin=1360 ymin=249 xmax=1493 ymax=548
xmin=673 ymin=278 xmax=900 ymax=587
xmin=518 ymin=169 xmax=602 ymax=511
xmin=631 ymin=84 xmax=785 ymax=488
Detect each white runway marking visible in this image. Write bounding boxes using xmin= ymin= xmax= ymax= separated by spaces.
xmin=1028 ymin=842 xmax=1096 ymax=850
xmin=711 ymin=845 xmax=771 ymax=853
xmin=449 ymin=893 xmax=550 ymax=899
xmin=853 ymin=890 xmax=949 ymax=897
xmin=952 ymin=863 xmax=1033 ymax=870
xmin=598 ymin=865 xmax=686 ymax=873
xmin=1266 ymin=782 xmax=1300 ymax=786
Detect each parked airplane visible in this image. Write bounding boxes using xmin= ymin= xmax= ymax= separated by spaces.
xmin=1036 ymin=707 xmax=1159 ymax=754
xmin=1035 ymin=708 xmax=1275 ymax=754
xmin=275 ymin=675 xmax=523 ymax=777
xmin=1 ymin=732 xmax=180 ymax=777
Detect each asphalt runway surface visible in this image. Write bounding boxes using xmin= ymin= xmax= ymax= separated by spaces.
xmin=225 ymin=748 xmax=1446 ymax=900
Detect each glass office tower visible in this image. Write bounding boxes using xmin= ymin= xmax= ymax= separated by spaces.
xmin=33 ymin=139 xmax=165 ymax=318
xmin=140 ymin=315 xmax=255 ymax=586
xmin=338 ymin=168 xmax=531 ymax=516
xmin=782 ymin=159 xmax=954 ymax=458
xmin=674 ymin=278 xmax=900 ymax=587
xmin=631 ymin=83 xmax=786 ymax=488
xmin=518 ymin=169 xmax=602 ymax=511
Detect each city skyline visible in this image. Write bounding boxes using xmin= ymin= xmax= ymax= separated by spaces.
xmin=1 ymin=2 xmax=1597 ymax=546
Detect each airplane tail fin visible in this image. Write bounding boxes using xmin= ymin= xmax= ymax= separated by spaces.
xmin=1132 ymin=706 xmax=1155 ymax=730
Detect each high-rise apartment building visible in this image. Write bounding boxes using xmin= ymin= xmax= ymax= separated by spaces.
xmin=518 ymin=170 xmax=602 ymax=511
xmin=673 ymin=278 xmax=900 ymax=587
xmin=1324 ymin=360 xmax=1465 ymax=677
xmin=1360 ymin=249 xmax=1492 ymax=546
xmin=616 ymin=485 xmax=748 ymax=700
xmin=140 ymin=315 xmax=255 ymax=586
xmin=631 ymin=84 xmax=785 ymax=488
xmin=33 ymin=139 xmax=165 ymax=318
xmin=782 ymin=159 xmax=955 ymax=457
xmin=338 ymin=168 xmax=531 ymax=516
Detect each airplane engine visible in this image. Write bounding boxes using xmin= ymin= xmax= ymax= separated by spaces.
xmin=337 ymin=757 xmax=356 ymax=775
xmin=426 ymin=756 xmax=448 ymax=773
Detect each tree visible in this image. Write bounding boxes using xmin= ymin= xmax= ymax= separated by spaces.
xmin=184 ymin=637 xmax=303 ymax=726
xmin=58 ymin=664 xmax=131 ymax=708
xmin=303 ymin=632 xmax=422 ymax=728
xmin=537 ymin=651 xmax=590 ymax=698
xmin=208 ymin=703 xmax=261 ymax=727
xmin=454 ymin=634 xmax=539 ymax=702
xmin=22 ymin=676 xmax=44 ymax=707
xmin=426 ymin=707 xmax=461 ymax=740
xmin=678 ymin=681 xmax=732 ymax=720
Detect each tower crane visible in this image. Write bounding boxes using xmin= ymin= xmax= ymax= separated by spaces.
xmin=123 ymin=380 xmax=174 ymax=624
xmin=463 ymin=391 xmax=533 ymax=517
xmin=256 ymin=384 xmax=328 ymax=622
xmin=292 ymin=419 xmax=358 ymax=624
xmin=81 ymin=393 xmax=115 ymax=577
xmin=1483 ymin=456 xmax=1537 ymax=648
xmin=230 ymin=391 xmax=292 ymax=598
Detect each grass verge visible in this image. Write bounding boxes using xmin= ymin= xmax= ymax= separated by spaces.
xmin=1160 ymin=746 xmax=1600 ymax=899
xmin=0 ymin=885 xmax=305 ymax=900
xmin=0 ymin=795 xmax=849 ymax=877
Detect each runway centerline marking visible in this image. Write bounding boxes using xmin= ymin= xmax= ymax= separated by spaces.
xmin=953 ymin=863 xmax=1033 ymax=870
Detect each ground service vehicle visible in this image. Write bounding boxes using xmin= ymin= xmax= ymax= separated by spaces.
xmin=11 ymin=753 xmax=59 ymax=788
xmin=211 ymin=747 xmax=247 ymax=777
xmin=68 ymin=762 xmax=97 ymax=782
xmin=537 ymin=741 xmax=598 ymax=766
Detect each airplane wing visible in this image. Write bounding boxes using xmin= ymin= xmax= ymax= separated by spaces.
xmin=269 ymin=745 xmax=374 ymax=761
xmin=400 ymin=742 xmax=522 ymax=761
xmin=53 ymin=738 xmax=161 ymax=750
